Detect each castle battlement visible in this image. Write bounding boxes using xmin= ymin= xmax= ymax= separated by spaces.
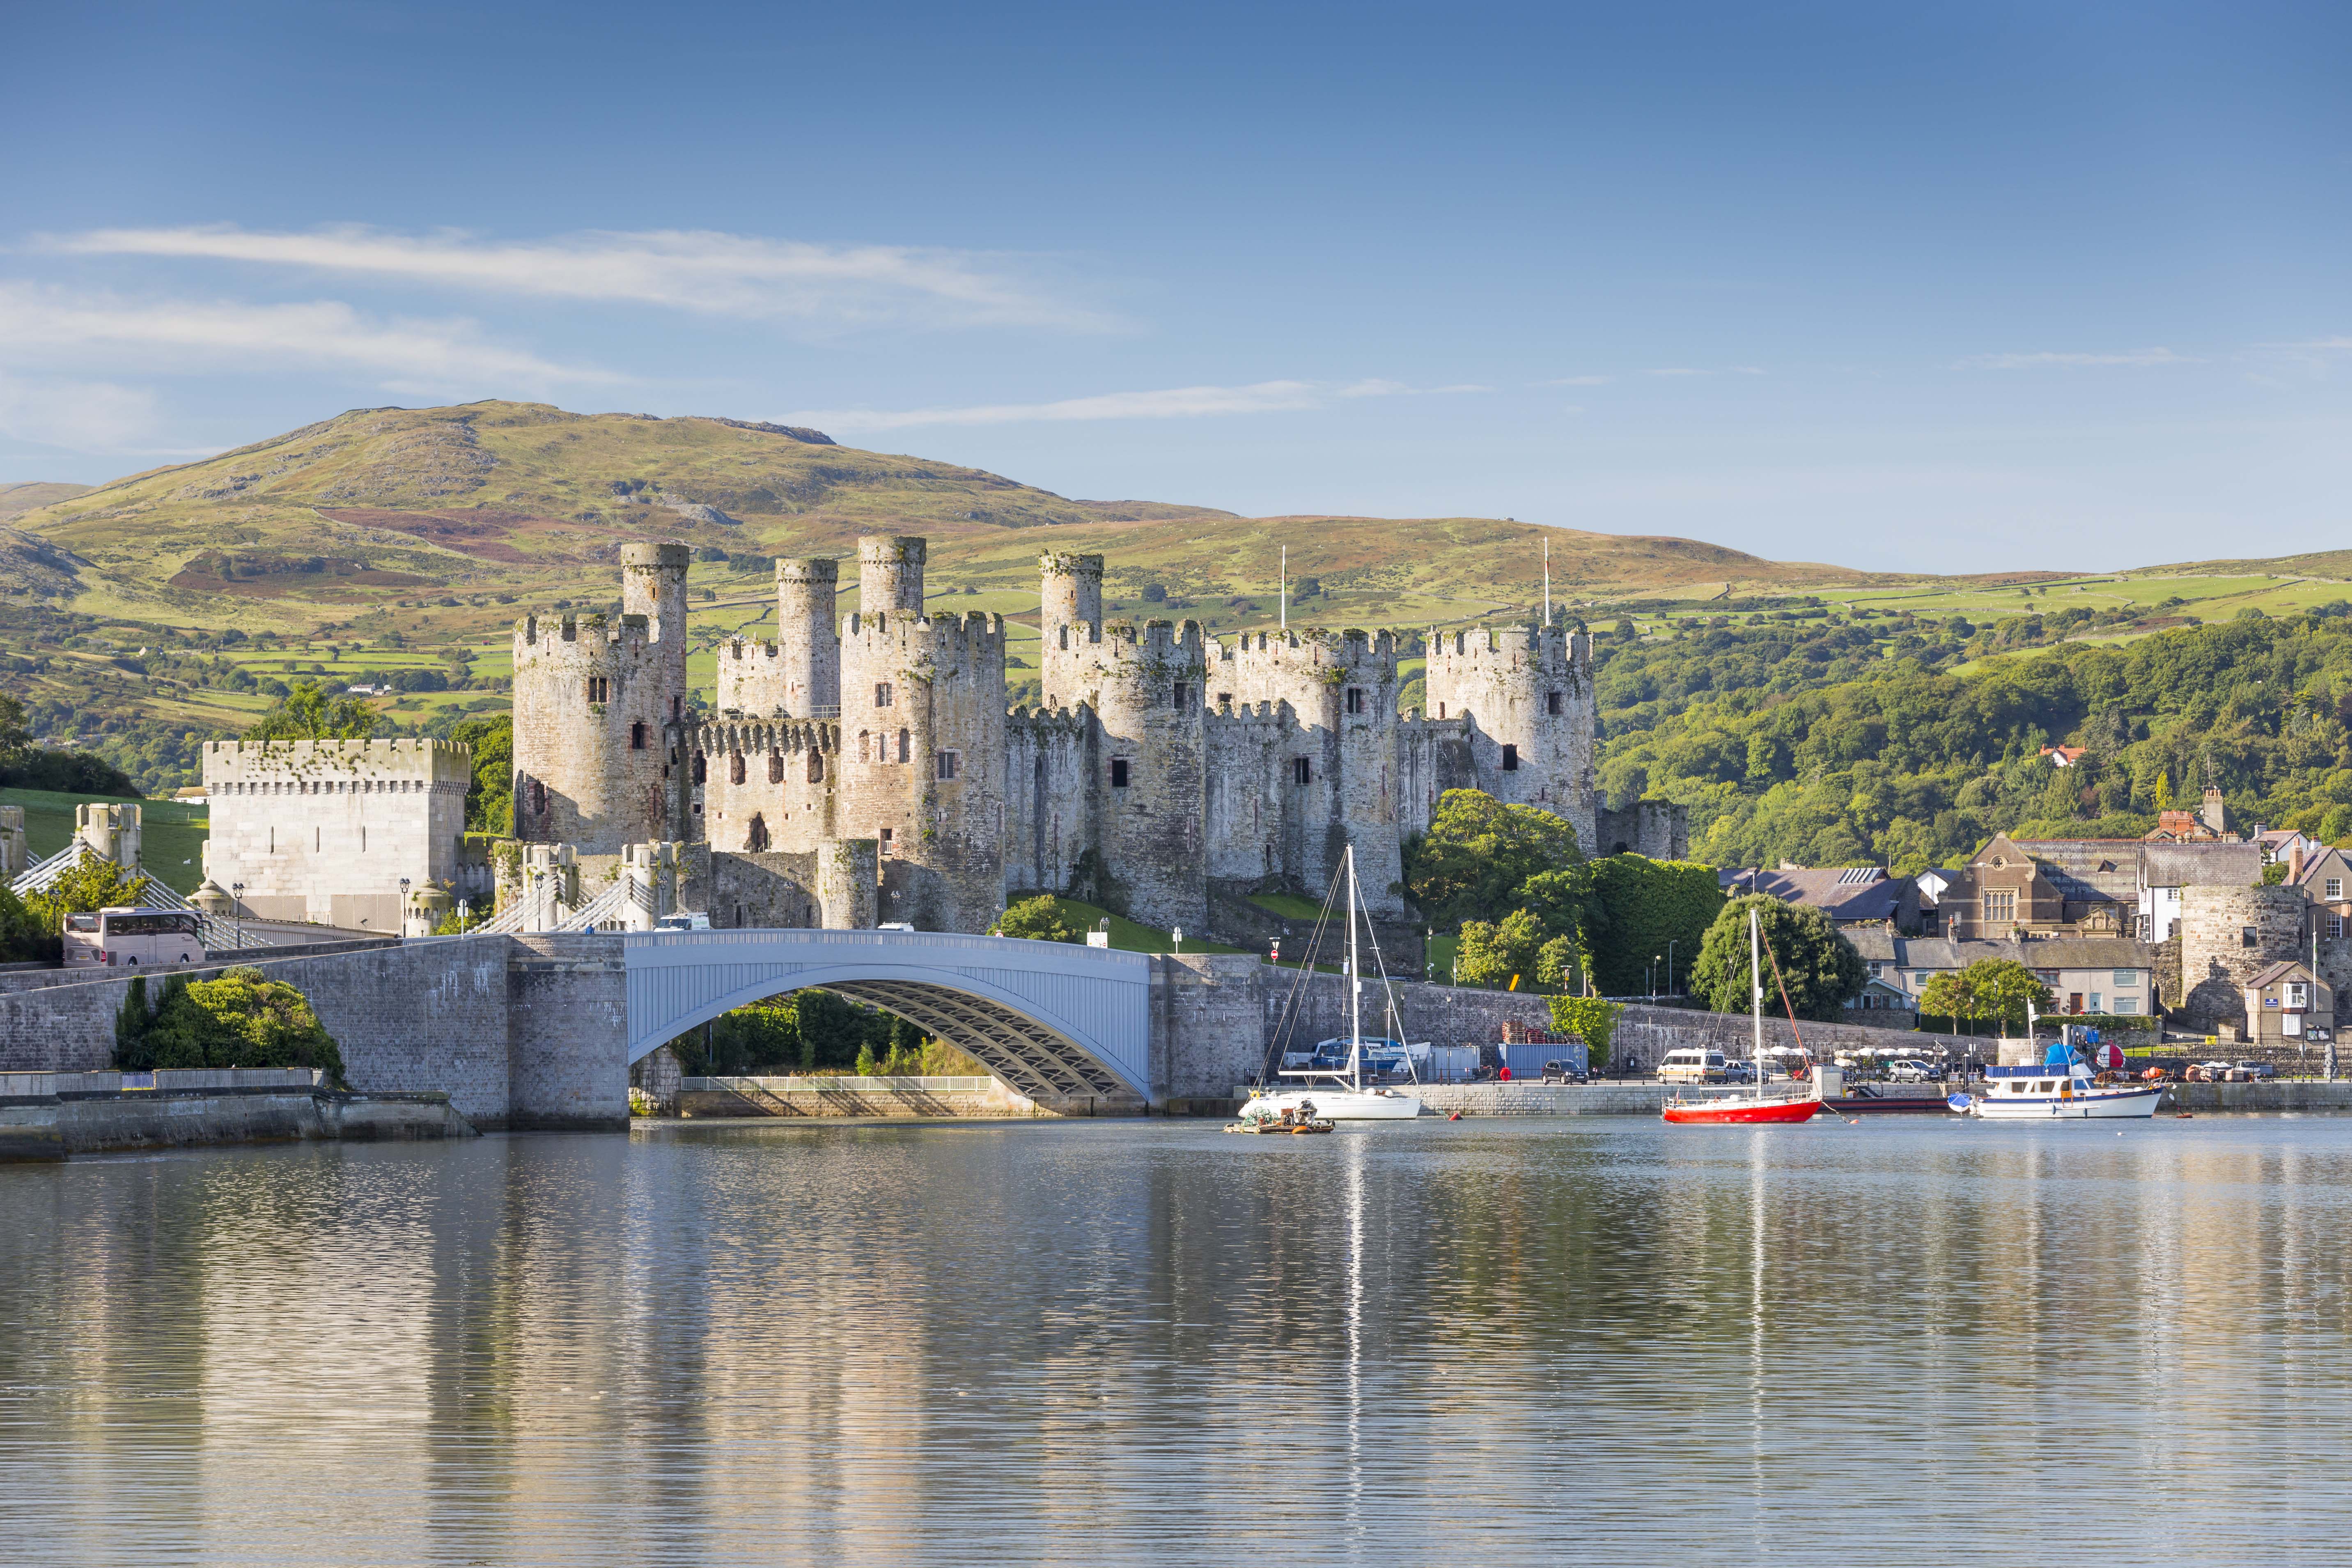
xmin=1007 ymin=702 xmax=1097 ymax=735
xmin=686 ymin=719 xmax=841 ymax=759
xmin=1425 ymin=623 xmax=1591 ymax=669
xmin=842 ymin=608 xmax=1007 ymax=657
xmin=204 ymin=737 xmax=474 ymax=787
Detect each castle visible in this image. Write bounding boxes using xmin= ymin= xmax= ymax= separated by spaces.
xmin=507 ymin=537 xmax=1683 ymax=940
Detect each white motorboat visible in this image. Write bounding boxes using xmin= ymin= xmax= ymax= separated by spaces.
xmin=1244 ymin=845 xmax=1424 ymax=1123
xmin=1953 ymin=1061 xmax=2164 ymax=1120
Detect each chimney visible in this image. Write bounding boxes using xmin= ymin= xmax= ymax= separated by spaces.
xmin=2200 ymin=785 xmax=2228 ymax=838
xmin=2291 ymin=843 xmax=2307 ymax=886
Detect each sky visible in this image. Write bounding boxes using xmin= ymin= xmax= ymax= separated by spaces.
xmin=2 ymin=0 xmax=2347 ymax=573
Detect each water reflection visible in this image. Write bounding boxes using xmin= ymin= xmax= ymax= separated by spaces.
xmin=4 ymin=1118 xmax=2352 ymax=1563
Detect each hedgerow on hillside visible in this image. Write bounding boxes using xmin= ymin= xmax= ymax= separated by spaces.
xmin=1598 ymin=604 xmax=2352 ymax=871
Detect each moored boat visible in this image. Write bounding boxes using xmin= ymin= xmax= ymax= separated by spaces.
xmin=1244 ymin=845 xmax=1425 ymax=1123
xmin=1953 ymin=1061 xmax=2163 ymax=1120
xmin=1661 ymin=907 xmax=1823 ymax=1126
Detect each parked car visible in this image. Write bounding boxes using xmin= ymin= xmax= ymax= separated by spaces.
xmin=1659 ymin=1048 xmax=1729 ymax=1084
xmin=1886 ymin=1058 xmax=1941 ymax=1084
xmin=2235 ymin=1061 xmax=2278 ymax=1080
xmin=1721 ymin=1060 xmax=1758 ymax=1084
xmin=1540 ymin=1059 xmax=1588 ymax=1085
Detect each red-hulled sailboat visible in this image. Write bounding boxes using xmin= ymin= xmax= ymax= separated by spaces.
xmin=1661 ymin=907 xmax=1824 ymax=1126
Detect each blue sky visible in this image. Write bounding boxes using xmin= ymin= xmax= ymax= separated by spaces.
xmin=3 ymin=1 xmax=2347 ymax=572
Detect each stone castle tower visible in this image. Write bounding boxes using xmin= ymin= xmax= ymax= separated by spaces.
xmin=514 ymin=531 xmax=1640 ymax=938
xmin=511 ymin=541 xmax=692 ymax=853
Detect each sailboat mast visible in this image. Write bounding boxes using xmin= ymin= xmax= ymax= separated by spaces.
xmin=1346 ymin=844 xmax=1362 ymax=1088
xmin=1751 ymin=906 xmax=1764 ymax=1100
xmin=1280 ymin=544 xmax=1287 ymax=631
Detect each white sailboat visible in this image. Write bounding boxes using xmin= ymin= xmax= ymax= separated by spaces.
xmin=1240 ymin=845 xmax=1424 ymax=1123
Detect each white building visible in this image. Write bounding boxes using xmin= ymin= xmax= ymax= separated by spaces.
xmin=200 ymin=738 xmax=476 ymax=932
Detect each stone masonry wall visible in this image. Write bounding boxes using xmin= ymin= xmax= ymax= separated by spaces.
xmin=2178 ymin=884 xmax=2307 ymax=1032
xmin=505 ymin=933 xmax=629 ymax=1130
xmin=0 ymin=938 xmax=516 ymax=1126
xmin=203 ymin=738 xmax=472 ymax=931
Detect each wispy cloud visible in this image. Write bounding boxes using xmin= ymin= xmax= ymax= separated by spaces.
xmin=790 ymin=377 xmax=1481 ymax=433
xmin=0 ymin=282 xmax=610 ymax=388
xmin=41 ymin=224 xmax=1115 ymax=333
xmin=0 ymin=372 xmax=159 ymax=452
xmin=1957 ymin=347 xmax=2194 ymax=369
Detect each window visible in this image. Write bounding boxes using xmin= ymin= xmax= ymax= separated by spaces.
xmin=1346 ymin=686 xmax=1365 ymax=715
xmin=1984 ymin=891 xmax=2017 ymax=925
xmin=2036 ymin=1081 xmax=2055 ymax=1094
xmin=692 ymin=753 xmax=707 ymax=785
xmin=875 ymin=682 xmax=893 ymax=708
xmin=729 ymin=753 xmax=746 ymax=785
xmin=587 ymin=676 xmax=608 ymax=705
xmin=807 ymin=751 xmax=824 ymax=783
xmin=2242 ymin=926 xmax=2259 ymax=949
xmin=1547 ymin=692 xmax=1563 ymax=716
xmin=2113 ymin=970 xmax=2136 ymax=987
xmin=897 ymin=728 xmax=910 ymax=764
xmin=1437 ymin=703 xmax=1446 ymax=719
xmin=672 ymin=695 xmax=682 ymax=719
xmin=879 ymin=826 xmax=893 ymax=856
xmin=1501 ymin=744 xmax=1519 ymax=772
xmin=1173 ymin=682 xmax=1192 ymax=711
xmin=529 ymin=780 xmax=547 ymax=816
xmin=858 ymin=730 xmax=870 ymax=763
xmin=630 ymin=721 xmax=647 ymax=751
xmin=746 ymin=813 xmax=769 ymax=852
xmin=937 ymin=751 xmax=960 ymax=781
xmin=2333 ymin=916 xmax=2346 ymax=940
xmin=2330 ymin=877 xmax=2344 ymax=901
xmin=2113 ymin=997 xmax=2139 ymax=1015
xmin=768 ymin=752 xmax=784 ymax=784
xmin=2288 ymin=983 xmax=2310 ymax=1008
xmin=1293 ymin=756 xmax=1312 ymax=786
xmin=1218 ymin=691 xmax=1232 ymax=708
xmin=1111 ymin=759 xmax=1130 ymax=788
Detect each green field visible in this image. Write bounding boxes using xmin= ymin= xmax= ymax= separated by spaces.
xmin=1013 ymin=895 xmax=1244 ymax=955
xmin=4 ymin=786 xmax=208 ymax=895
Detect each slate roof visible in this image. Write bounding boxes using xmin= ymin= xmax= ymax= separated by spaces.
xmin=2246 ymin=959 xmax=2319 ymax=990
xmin=1717 ymin=866 xmax=1909 ymax=922
xmin=1891 ymin=936 xmax=2157 ymax=972
xmin=2000 ymin=839 xmax=2144 ymax=904
xmin=2140 ymin=842 xmax=2262 ymax=890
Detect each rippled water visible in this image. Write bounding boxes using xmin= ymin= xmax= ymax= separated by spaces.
xmin=4 ymin=1115 xmax=2351 ymax=1565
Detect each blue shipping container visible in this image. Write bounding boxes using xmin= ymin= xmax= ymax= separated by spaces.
xmin=1501 ymin=1042 xmax=1587 ymax=1078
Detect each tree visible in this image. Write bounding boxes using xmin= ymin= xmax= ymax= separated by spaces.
xmin=23 ymin=851 xmax=149 ymax=933
xmin=450 ymin=714 xmax=513 ymax=834
xmin=244 ymin=682 xmax=380 ymax=743
xmin=1402 ymin=789 xmax=1582 ymax=929
xmin=1455 ymin=908 xmax=1549 ymax=987
xmin=0 ymin=884 xmax=45 ymax=962
xmin=1546 ymin=995 xmax=1622 ymax=1067
xmin=1918 ymin=959 xmax=2050 ymax=1033
xmin=1688 ymin=893 xmax=1866 ymax=1023
xmin=991 ymin=895 xmax=1081 ymax=944
xmin=1576 ymin=856 xmax=1725 ymax=995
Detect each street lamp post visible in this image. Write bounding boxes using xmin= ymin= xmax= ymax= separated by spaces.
xmin=1666 ymin=939 xmax=1678 ymax=997
xmin=231 ymin=882 xmax=244 ymax=949
xmin=400 ymin=877 xmax=411 ymax=938
xmin=1652 ymin=954 xmax=1662 ymax=1000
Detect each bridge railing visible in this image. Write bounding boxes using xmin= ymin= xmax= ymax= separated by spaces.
xmin=684 ymin=1075 xmax=999 ymax=1093
xmin=624 ymin=927 xmax=1148 ymax=970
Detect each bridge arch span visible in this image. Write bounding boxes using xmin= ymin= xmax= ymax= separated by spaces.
xmin=623 ymin=930 xmax=1153 ymax=1102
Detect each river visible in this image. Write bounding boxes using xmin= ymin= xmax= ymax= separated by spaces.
xmin=2 ymin=1116 xmax=2348 ymax=1566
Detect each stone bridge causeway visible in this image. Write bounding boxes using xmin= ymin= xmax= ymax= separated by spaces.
xmin=0 ymin=928 xmax=1595 ymax=1128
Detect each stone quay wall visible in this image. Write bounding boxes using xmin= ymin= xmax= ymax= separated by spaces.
xmin=0 ymin=935 xmax=621 ymax=1132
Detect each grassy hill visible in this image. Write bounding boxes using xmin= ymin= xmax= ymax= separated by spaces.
xmin=0 ymin=482 xmax=92 ymax=521
xmin=6 ymin=397 xmax=2352 ymax=799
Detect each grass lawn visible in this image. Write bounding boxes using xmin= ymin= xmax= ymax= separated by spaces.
xmin=1247 ymin=889 xmax=1333 ymax=921
xmin=1011 ymin=895 xmax=1245 ymax=955
xmin=4 ymin=786 xmax=209 ymax=894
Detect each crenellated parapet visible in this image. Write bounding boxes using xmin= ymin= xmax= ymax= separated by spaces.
xmin=1420 ymin=620 xmax=1598 ymax=852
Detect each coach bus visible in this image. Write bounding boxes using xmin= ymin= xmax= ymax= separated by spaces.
xmin=61 ymin=907 xmax=204 ymax=969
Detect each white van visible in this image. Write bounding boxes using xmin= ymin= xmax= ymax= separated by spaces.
xmin=1659 ymin=1048 xmax=1728 ymax=1084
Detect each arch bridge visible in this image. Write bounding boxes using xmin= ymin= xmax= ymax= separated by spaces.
xmin=623 ymin=929 xmax=1153 ymax=1103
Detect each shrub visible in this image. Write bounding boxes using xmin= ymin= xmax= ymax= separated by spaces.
xmin=1547 ymin=995 xmax=1622 ymax=1066
xmin=119 ymin=969 xmax=346 ymax=1082
xmin=1690 ymin=894 xmax=1866 ymax=1022
xmin=992 ymin=895 xmax=1081 ymax=944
